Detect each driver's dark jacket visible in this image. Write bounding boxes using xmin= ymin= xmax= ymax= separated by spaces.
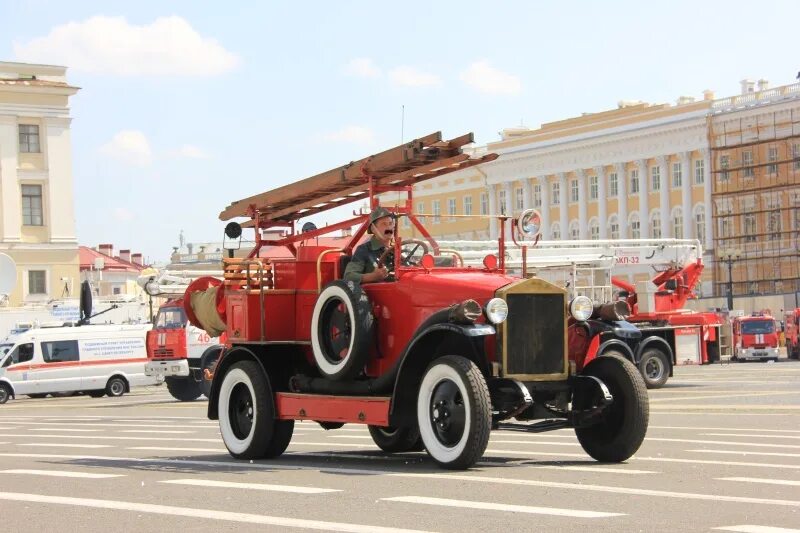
xmin=343 ymin=236 xmax=389 ymax=282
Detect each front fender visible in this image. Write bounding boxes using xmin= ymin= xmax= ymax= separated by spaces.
xmin=389 ymin=322 xmax=495 ymax=427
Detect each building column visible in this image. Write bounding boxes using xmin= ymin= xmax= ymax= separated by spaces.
xmin=538 ymin=176 xmax=550 ymax=239
xmin=488 ymin=183 xmax=498 ymax=239
xmin=503 ymin=181 xmax=513 ymax=240
xmin=637 ymin=159 xmax=649 ymax=238
xmin=701 ymin=148 xmax=713 ymax=250
xmin=558 ymin=172 xmax=568 ymax=241
xmin=616 ymin=162 xmax=628 ymax=238
xmin=657 ymin=155 xmax=670 ymax=238
xmin=0 ymin=117 xmax=22 ymax=242
xmin=576 ymin=169 xmax=587 ymax=239
xmin=522 ymin=177 xmax=531 ymax=211
xmin=595 ymin=165 xmax=607 ymax=239
xmin=680 ymin=151 xmax=692 ymax=240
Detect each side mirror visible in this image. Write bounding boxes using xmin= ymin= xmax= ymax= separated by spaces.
xmin=516 ymin=209 xmax=542 ymax=240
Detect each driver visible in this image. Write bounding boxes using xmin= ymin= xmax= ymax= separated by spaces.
xmin=344 ymin=207 xmax=395 ymax=283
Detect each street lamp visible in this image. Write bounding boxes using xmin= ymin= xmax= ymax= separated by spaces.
xmin=718 ymin=248 xmax=742 ymax=311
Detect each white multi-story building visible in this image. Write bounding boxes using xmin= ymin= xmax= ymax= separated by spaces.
xmin=0 ymin=61 xmax=80 ymax=306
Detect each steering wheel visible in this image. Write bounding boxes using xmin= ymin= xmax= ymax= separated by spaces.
xmin=400 ymin=239 xmax=430 ymax=266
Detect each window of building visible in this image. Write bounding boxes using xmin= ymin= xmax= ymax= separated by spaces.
xmin=112 ymin=286 xmax=122 ymax=296
xmin=432 ymin=200 xmax=441 ymax=223
xmin=672 ymin=207 xmax=683 ymax=239
xmin=767 ymin=146 xmax=778 ymax=174
xmin=42 ymin=340 xmax=79 ymax=363
xmin=532 ymin=184 xmax=542 ymax=208
xmin=551 ymin=182 xmax=560 ymax=205
xmin=651 ymin=210 xmax=662 ymax=238
xmin=569 ymin=220 xmax=580 ymax=240
xmin=447 ymin=197 xmax=456 ymax=220
xmin=608 ymin=215 xmax=620 ymax=240
xmin=793 ymin=143 xmax=800 ymax=171
xmin=22 ymin=184 xmax=43 ymax=226
xmin=630 ymin=169 xmax=639 ymax=194
xmin=515 ymin=187 xmax=524 ymax=211
xmin=743 ymin=151 xmax=754 ymax=178
xmin=629 ymin=213 xmax=641 ymax=239
xmin=719 ymin=155 xmax=730 ymax=182
xmin=589 ymin=175 xmax=598 ymax=200
xmin=589 ymin=218 xmax=599 ymax=240
xmin=651 ymin=166 xmax=661 ymax=191
xmin=480 ymin=193 xmax=488 ymax=215
xmin=463 ymin=195 xmax=473 ymax=216
xmin=719 ymin=216 xmax=732 ymax=239
xmin=19 ymin=124 xmax=40 ymax=153
xmin=694 ymin=159 xmax=705 ymax=185
xmin=551 ymin=222 xmax=561 ymax=240
xmin=608 ymin=172 xmax=618 ymax=197
xmin=743 ymin=212 xmax=757 ymax=242
xmin=570 ymin=179 xmax=579 ymax=203
xmin=672 ymin=162 xmax=682 ymax=188
xmin=498 ymin=189 xmax=507 ymax=215
xmin=694 ymin=205 xmax=706 ymax=246
xmin=28 ymin=270 xmax=46 ymax=295
xmin=417 ymin=202 xmax=425 ymax=223
xmin=768 ymin=209 xmax=781 ymax=240
xmin=403 ymin=213 xmax=410 ymax=228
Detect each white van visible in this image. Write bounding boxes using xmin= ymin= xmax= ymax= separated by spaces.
xmin=0 ymin=323 xmax=158 ymax=404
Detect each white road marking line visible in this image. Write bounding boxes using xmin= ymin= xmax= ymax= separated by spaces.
xmin=1 ymin=453 xmax=798 ymax=508
xmin=636 ymin=456 xmax=800 ymax=470
xmin=22 ymin=443 xmax=114 ymax=449
xmin=490 ymin=440 xmax=579 ymax=447
xmin=714 ymin=526 xmax=800 ymax=533
xmin=647 ymin=438 xmax=791 ymax=449
xmin=0 ymin=491 xmax=434 ymax=533
xmin=29 ymin=428 xmax=101 ymax=432
xmin=160 ymin=478 xmax=341 ymax=494
xmin=702 ymin=433 xmax=800 ymax=440
xmin=129 ymin=447 xmax=225 ymax=453
xmin=1 ymin=469 xmax=122 ymax=479
xmin=651 ymin=426 xmax=800 ymax=433
xmin=119 ymin=430 xmax=195 ymax=434
xmin=382 ymin=496 xmax=624 ymax=518
xmin=718 ymin=477 xmax=800 ymax=487
xmin=532 ymin=465 xmax=656 ymax=474
xmin=0 ymin=427 xmax=18 ymax=430
xmin=687 ymin=449 xmax=800 ymax=458
xmin=0 ymin=434 xmax=220 ymax=442
xmin=289 ymin=442 xmax=374 ymax=448
xmin=12 ymin=422 xmax=208 ymax=429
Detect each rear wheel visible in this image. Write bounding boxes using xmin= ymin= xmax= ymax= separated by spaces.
xmin=575 ymin=354 xmax=649 ymax=462
xmin=368 ymin=425 xmax=422 ymax=453
xmin=105 ymin=377 xmax=127 ymax=397
xmin=638 ymin=348 xmax=669 ymax=389
xmin=87 ymin=390 xmax=106 ymax=398
xmin=218 ymin=360 xmax=293 ymax=459
xmin=0 ymin=383 xmax=11 ymax=404
xmin=166 ymin=376 xmax=202 ymax=402
xmin=416 ymin=355 xmax=491 ymax=470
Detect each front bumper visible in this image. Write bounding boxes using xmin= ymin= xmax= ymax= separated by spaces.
xmin=145 ymin=359 xmax=190 ymax=378
xmin=736 ymin=347 xmax=779 ymax=360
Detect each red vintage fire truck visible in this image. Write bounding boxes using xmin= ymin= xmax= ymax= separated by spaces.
xmin=177 ymin=132 xmax=648 ymax=470
xmin=785 ymin=308 xmax=800 ymax=360
xmin=732 ymin=312 xmax=780 ymax=362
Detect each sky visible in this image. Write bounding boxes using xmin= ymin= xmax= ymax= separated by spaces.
xmin=1 ymin=1 xmax=798 ymax=263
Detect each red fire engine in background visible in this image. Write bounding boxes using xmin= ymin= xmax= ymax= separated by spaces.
xmin=785 ymin=308 xmax=800 ymax=360
xmin=731 ymin=312 xmax=780 ymax=362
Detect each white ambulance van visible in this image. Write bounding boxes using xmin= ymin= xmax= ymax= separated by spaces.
xmin=0 ymin=323 xmax=158 ymax=404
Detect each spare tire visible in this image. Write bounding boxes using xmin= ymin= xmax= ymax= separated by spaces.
xmin=311 ymin=280 xmax=373 ymax=381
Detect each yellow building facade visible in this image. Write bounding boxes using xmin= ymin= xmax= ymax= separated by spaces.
xmin=0 ymin=61 xmax=80 ymax=306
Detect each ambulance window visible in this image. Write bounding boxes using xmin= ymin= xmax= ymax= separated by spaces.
xmin=0 ymin=344 xmax=12 ymax=356
xmin=155 ymin=307 xmax=187 ymax=329
xmin=42 ymin=340 xmax=80 ymax=363
xmin=9 ymin=343 xmax=34 ymax=364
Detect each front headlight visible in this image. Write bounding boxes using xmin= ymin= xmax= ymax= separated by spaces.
xmin=485 ymin=298 xmax=509 ymax=324
xmin=569 ymin=296 xmax=593 ymax=321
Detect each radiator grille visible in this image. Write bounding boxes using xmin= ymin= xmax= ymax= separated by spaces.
xmin=504 ymin=292 xmax=566 ymax=377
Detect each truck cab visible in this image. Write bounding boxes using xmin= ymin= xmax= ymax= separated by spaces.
xmin=732 ymin=313 xmax=780 ymax=362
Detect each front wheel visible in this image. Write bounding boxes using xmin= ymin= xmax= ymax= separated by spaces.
xmin=218 ymin=360 xmax=293 ymax=459
xmin=575 ymin=354 xmax=649 ymax=462
xmin=368 ymin=425 xmax=423 ymax=453
xmin=416 ymin=355 xmax=491 ymax=470
xmin=166 ymin=377 xmax=202 ymax=402
xmin=638 ymin=348 xmax=669 ymax=389
xmin=0 ymin=384 xmax=11 ymax=404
